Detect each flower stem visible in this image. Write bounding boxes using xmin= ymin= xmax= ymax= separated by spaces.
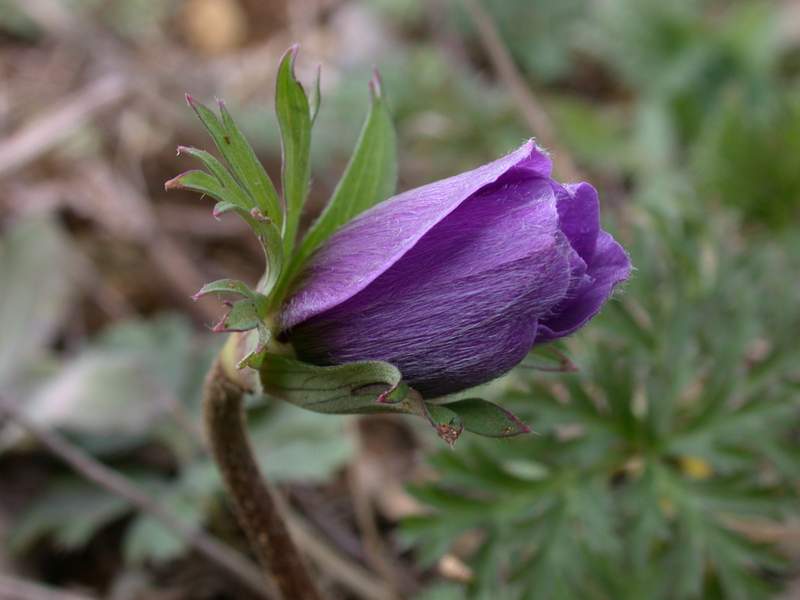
xmin=202 ymin=357 xmax=323 ymax=600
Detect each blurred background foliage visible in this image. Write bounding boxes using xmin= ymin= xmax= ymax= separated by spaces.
xmin=1 ymin=0 xmax=799 ymax=599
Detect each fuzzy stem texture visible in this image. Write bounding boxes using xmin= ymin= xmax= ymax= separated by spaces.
xmin=203 ymin=357 xmax=323 ymax=600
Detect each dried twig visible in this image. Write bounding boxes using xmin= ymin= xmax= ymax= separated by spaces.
xmin=348 ymin=458 xmax=407 ymax=598
xmin=0 ymin=395 xmax=275 ymax=600
xmin=0 ymin=76 xmax=128 ymax=179
xmin=284 ymin=509 xmax=398 ymax=600
xmin=0 ymin=575 xmax=97 ymax=600
xmin=462 ymin=0 xmax=581 ymax=181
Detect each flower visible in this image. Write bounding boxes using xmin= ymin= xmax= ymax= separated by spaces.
xmin=279 ymin=141 xmax=631 ymax=398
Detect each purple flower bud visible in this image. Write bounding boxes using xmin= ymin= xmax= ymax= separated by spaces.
xmin=280 ymin=141 xmax=631 ymax=398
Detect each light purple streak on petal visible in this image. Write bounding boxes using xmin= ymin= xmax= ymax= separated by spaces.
xmin=554 ymin=181 xmax=600 ymax=263
xmin=281 ymin=140 xmax=552 ymax=329
xmin=289 ymin=176 xmax=573 ymax=397
xmin=535 ymin=230 xmax=631 ymax=344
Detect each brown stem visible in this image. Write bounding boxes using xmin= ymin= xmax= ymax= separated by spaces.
xmin=202 ymin=358 xmax=323 ymax=600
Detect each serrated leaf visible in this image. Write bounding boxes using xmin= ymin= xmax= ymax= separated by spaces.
xmin=187 ymin=95 xmax=282 ymax=227
xmin=284 ymin=70 xmax=397 ymax=286
xmin=257 ymin=354 xmax=419 ymax=415
xmin=441 ymin=398 xmax=531 ymax=438
xmin=166 ymin=168 xmax=283 ymax=294
xmin=276 ymin=45 xmax=312 ymax=254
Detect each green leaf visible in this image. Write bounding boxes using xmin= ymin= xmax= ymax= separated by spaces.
xmin=8 ymin=477 xmax=129 ymax=554
xmin=308 ymin=64 xmax=322 ymax=125
xmin=165 ymin=169 xmax=226 ymax=199
xmin=192 ymin=278 xmax=261 ymax=302
xmin=167 ymin=169 xmax=283 ymax=293
xmin=212 ymin=299 xmax=261 ymax=333
xmin=441 ymin=398 xmax=531 ymax=438
xmin=212 ymin=200 xmax=238 ymax=218
xmin=123 ymin=483 xmax=202 ymax=566
xmin=186 ymin=94 xmax=283 ymax=227
xmin=257 ymin=354 xmax=419 ymax=415
xmin=275 ymin=45 xmax=312 ymax=254
xmin=124 ymin=514 xmax=188 ymax=565
xmin=283 ymin=71 xmax=397 ymax=288
xmin=241 ymin=208 xmax=284 ymax=295
xmin=169 ymin=138 xmax=284 ymax=295
xmin=423 ymin=403 xmax=464 ymax=447
xmin=0 ymin=218 xmax=77 ymax=389
xmin=176 ymin=146 xmax=254 ymax=210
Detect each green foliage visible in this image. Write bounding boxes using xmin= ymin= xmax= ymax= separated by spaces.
xmin=5 ymin=313 xmax=355 ymax=565
xmin=276 ymin=45 xmax=313 ymax=254
xmin=0 ymin=218 xmax=77 ymax=389
xmin=455 ymin=0 xmax=589 ymax=82
xmin=8 ymin=477 xmax=131 ymax=554
xmin=287 ymin=71 xmax=397 ymax=289
xmin=691 ymin=90 xmax=800 ymax=227
xmin=169 ymin=47 xmax=402 ymax=398
xmin=405 ymin=210 xmax=800 ymax=600
xmin=433 ymin=398 xmax=530 ymax=438
xmin=257 ymin=354 xmax=412 ymax=414
xmin=570 ymin=0 xmax=800 ymax=229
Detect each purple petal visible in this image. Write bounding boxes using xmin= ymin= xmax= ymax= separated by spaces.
xmin=288 ymin=175 xmax=573 ymax=397
xmin=535 ymin=230 xmax=631 ymax=343
xmin=281 ymin=140 xmax=552 ymax=329
xmin=554 ymin=181 xmax=600 ymax=263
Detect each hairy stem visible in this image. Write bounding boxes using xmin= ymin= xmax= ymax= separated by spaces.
xmin=202 ymin=357 xmax=323 ymax=600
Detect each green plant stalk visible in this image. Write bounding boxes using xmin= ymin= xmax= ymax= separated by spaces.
xmin=202 ymin=340 xmax=322 ymax=600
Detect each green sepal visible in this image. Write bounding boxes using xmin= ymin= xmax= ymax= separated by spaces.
xmin=277 ymin=69 xmax=397 ymax=297
xmin=212 ymin=299 xmax=261 ymax=333
xmin=185 ymin=94 xmax=283 ymax=228
xmin=257 ymin=354 xmax=420 ymax=415
xmin=192 ymin=279 xmax=267 ymax=315
xmin=275 ymin=45 xmax=312 ymax=254
xmin=256 ymin=355 xmax=524 ymax=446
xmin=422 ymin=403 xmax=464 ymax=448
xmin=436 ymin=398 xmax=531 ymax=438
xmin=237 ymin=324 xmax=272 ymax=370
